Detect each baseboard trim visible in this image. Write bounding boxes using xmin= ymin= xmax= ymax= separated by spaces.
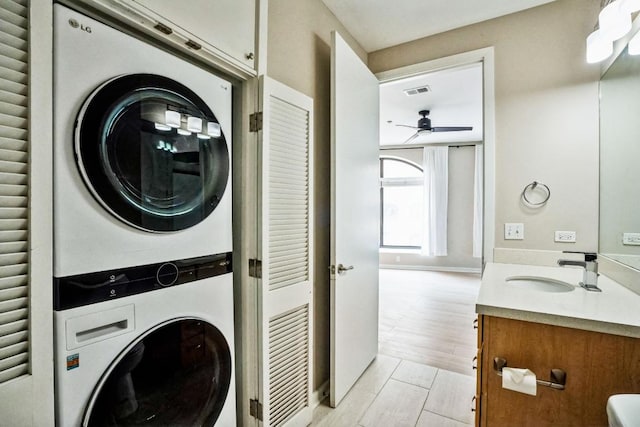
xmin=379 ymin=264 xmax=482 ymax=274
xmin=310 ymin=380 xmax=329 ymax=408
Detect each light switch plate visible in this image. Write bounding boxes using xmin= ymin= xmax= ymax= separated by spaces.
xmin=505 ymin=223 xmax=524 ymax=240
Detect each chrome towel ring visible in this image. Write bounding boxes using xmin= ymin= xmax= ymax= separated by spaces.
xmin=521 ymin=181 xmax=550 ymax=207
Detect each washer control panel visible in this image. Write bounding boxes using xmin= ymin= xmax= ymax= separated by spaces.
xmin=53 ymin=252 xmax=232 ymax=310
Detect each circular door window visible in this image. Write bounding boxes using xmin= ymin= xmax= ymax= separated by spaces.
xmin=76 ymin=74 xmax=230 ymax=232
xmin=84 ymin=319 xmax=232 ymax=426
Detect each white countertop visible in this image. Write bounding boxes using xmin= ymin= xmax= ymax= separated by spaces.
xmin=476 ymin=263 xmax=640 ymax=338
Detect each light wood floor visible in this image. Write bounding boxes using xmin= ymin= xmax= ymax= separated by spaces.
xmin=378 ymin=268 xmax=481 ymax=376
xmin=312 ymin=269 xmax=481 ymax=426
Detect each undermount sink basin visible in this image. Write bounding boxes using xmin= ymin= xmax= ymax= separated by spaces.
xmin=506 ymin=276 xmax=575 ymax=293
xmin=607 ymin=394 xmax=640 ymax=427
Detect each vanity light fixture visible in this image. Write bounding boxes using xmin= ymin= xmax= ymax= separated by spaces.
xmin=586 ymin=0 xmax=640 ymax=62
xmin=629 ymin=30 xmax=640 ymax=54
xmin=599 ymin=0 xmax=632 ymax=42
xmin=154 ymin=123 xmax=172 ymax=131
xmin=187 ymin=116 xmax=202 ymax=133
xmin=587 ymin=29 xmax=614 ymax=63
xmin=621 ymin=0 xmax=640 ymax=13
xmin=177 ymin=128 xmax=191 ymax=136
xmin=165 ymin=110 xmax=181 ymax=128
xmin=197 ymin=133 xmax=211 ymax=140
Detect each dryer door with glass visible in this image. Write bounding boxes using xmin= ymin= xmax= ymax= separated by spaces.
xmin=76 ymin=74 xmax=230 ymax=233
xmin=83 ymin=318 xmax=232 ymax=426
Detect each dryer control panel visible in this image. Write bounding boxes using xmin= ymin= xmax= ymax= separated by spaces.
xmin=53 ymin=252 xmax=232 ymax=310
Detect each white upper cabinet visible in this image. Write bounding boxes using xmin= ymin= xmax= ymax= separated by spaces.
xmin=77 ymin=0 xmax=266 ymax=78
xmin=127 ymin=0 xmax=257 ymax=71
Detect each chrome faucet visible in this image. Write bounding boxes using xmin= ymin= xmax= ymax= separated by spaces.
xmin=557 ymin=251 xmax=601 ymax=292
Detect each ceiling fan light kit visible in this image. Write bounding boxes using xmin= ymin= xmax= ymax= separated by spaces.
xmin=586 ymin=0 xmax=640 ymax=63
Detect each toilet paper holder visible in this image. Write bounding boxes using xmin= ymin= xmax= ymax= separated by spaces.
xmin=493 ymin=357 xmax=566 ymax=390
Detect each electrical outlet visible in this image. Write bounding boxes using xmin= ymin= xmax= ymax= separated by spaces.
xmin=623 ymin=233 xmax=640 ymax=246
xmin=555 ymin=231 xmax=576 ymax=243
xmin=504 ymin=223 xmax=524 ymax=240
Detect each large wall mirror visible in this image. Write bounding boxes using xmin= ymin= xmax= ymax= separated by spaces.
xmin=600 ymin=34 xmax=640 ymax=270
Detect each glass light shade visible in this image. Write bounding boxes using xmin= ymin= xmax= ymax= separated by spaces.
xmin=177 ymin=128 xmax=191 ymax=136
xmin=629 ymin=31 xmax=640 ymax=54
xmin=187 ymin=116 xmax=202 ymax=133
xmin=207 ymin=122 xmax=221 ymax=138
xmin=154 ymin=123 xmax=172 ymax=131
xmin=197 ymin=133 xmax=211 ymax=140
xmin=165 ymin=110 xmax=181 ymax=128
xmin=599 ymin=1 xmax=632 ymax=42
xmin=586 ymin=30 xmax=613 ymax=63
xmin=621 ymin=0 xmax=640 ymax=13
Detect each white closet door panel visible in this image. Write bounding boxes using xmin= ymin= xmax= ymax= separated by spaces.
xmin=258 ymin=76 xmax=314 ymax=427
xmin=0 ymin=0 xmax=54 ymax=424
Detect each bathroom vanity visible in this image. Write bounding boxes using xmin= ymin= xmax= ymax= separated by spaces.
xmin=474 ymin=263 xmax=640 ymax=427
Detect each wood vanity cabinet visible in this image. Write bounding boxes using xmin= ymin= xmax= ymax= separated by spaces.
xmin=475 ymin=315 xmax=640 ymax=426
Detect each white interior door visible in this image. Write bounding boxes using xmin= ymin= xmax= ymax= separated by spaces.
xmin=257 ymin=76 xmax=314 ymax=426
xmin=330 ymin=31 xmax=380 ymax=407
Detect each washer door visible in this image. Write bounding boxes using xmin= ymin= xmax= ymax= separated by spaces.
xmin=84 ymin=319 xmax=232 ymax=426
xmin=76 ymin=74 xmax=230 ymax=232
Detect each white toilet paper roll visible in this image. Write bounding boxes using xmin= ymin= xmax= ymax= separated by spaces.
xmin=502 ymin=367 xmax=537 ymax=396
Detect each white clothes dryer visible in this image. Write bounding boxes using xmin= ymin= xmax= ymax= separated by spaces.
xmin=53 ymin=4 xmax=233 ymax=277
xmin=53 ymin=254 xmax=236 ymax=426
xmin=53 ymin=4 xmax=237 ymax=426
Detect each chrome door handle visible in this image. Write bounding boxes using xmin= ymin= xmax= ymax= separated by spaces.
xmin=337 ymin=264 xmax=354 ymax=274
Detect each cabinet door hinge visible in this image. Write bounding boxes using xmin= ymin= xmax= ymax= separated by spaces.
xmin=153 ymin=22 xmax=173 ymax=35
xmin=250 ymin=112 xmax=263 ymax=132
xmin=249 ymin=398 xmax=263 ymax=420
xmin=249 ymin=259 xmax=262 ymax=278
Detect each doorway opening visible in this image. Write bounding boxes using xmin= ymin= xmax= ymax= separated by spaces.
xmin=378 ymin=61 xmax=483 ymax=272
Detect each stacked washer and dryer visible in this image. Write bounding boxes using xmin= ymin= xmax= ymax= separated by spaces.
xmin=53 ymin=4 xmax=236 ymax=426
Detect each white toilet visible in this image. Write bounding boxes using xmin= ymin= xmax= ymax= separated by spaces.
xmin=607 ymin=394 xmax=640 ymax=427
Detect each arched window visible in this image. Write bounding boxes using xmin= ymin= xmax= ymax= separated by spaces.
xmin=380 ymin=157 xmax=423 ymax=248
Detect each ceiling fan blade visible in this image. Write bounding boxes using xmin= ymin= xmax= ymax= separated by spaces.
xmin=431 ymin=126 xmax=473 ymax=132
xmin=395 ymin=124 xmax=420 ymax=129
xmin=402 ymin=132 xmax=421 ymax=144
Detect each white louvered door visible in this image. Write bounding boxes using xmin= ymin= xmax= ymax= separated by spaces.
xmin=257 ymin=76 xmax=314 ymax=427
xmin=0 ymin=0 xmax=54 ymax=425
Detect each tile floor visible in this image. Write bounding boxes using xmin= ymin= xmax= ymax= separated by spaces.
xmin=312 ymin=354 xmax=475 ymax=426
xmin=312 ymin=270 xmax=480 ymax=426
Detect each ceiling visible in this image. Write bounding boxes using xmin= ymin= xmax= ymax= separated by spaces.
xmin=321 ymin=0 xmax=556 ymax=52
xmin=320 ymin=1 xmax=557 ymax=146
xmin=379 ymin=63 xmax=483 ymax=145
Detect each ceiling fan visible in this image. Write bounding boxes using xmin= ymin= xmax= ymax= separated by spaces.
xmin=396 ymin=110 xmax=473 ymax=144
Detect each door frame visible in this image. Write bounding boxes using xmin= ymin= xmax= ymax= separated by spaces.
xmin=375 ymin=47 xmax=496 ymax=264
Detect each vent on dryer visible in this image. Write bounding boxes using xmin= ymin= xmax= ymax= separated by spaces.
xmin=403 ymin=85 xmax=431 ymax=96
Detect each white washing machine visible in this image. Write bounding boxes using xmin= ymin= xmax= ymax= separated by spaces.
xmin=53 ymin=254 xmax=236 ymax=426
xmin=53 ymin=3 xmax=233 ymax=277
xmin=53 ymin=4 xmax=236 ymax=426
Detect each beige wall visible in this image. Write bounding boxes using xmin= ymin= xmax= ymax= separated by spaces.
xmin=268 ymin=0 xmax=604 ymax=394
xmin=267 ymin=0 xmax=367 ymax=390
xmin=370 ymin=0 xmax=602 ymax=254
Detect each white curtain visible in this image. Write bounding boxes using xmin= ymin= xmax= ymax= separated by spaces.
xmin=421 ymin=146 xmax=448 ymax=256
xmin=473 ymin=144 xmax=483 ymax=258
